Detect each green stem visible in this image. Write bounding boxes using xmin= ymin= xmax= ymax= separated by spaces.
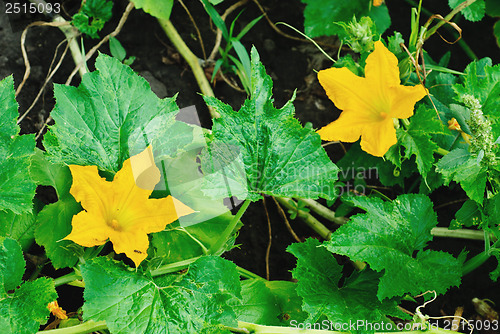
xmin=149 ymin=257 xmax=201 ymax=277
xmin=462 ymin=239 xmax=500 ymax=275
xmin=275 ymin=197 xmax=331 ymax=240
xmin=424 ymin=0 xmax=478 ymax=41
xmin=431 ymin=227 xmax=488 ymax=241
xmin=299 ymin=198 xmax=348 ymax=225
xmin=237 ymin=266 xmax=265 ymax=280
xmin=434 ymin=147 xmax=450 ymax=156
xmin=53 ymin=271 xmax=82 ymax=288
xmin=36 ymin=320 xmax=107 ymax=334
xmin=157 ymin=18 xmax=220 ymax=118
xmin=208 ymin=199 xmax=251 ymax=255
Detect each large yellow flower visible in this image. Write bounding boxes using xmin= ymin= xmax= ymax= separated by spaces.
xmin=64 ymin=147 xmax=194 ymax=266
xmin=317 ymin=40 xmax=427 ymax=157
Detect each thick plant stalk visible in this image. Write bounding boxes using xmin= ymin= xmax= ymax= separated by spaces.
xmin=37 ymin=320 xmax=107 ymax=334
xmin=275 ymin=197 xmax=332 ymax=240
xmin=157 ymin=18 xmax=220 ymax=118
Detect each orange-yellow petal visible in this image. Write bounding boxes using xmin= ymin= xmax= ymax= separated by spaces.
xmin=388 ymin=84 xmax=427 ymax=119
xmin=317 ymin=110 xmax=372 ymax=142
xmin=63 ymin=211 xmax=111 ymax=247
xmin=318 ymin=67 xmax=382 ymax=117
xmin=109 ymin=229 xmax=150 ymax=267
xmin=69 ymin=165 xmax=113 ymax=220
xmin=360 ymin=118 xmax=398 ymax=157
xmin=365 ymin=41 xmax=401 ymax=91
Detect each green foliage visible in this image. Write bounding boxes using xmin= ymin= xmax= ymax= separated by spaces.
xmin=391 ymin=105 xmax=445 ymax=178
xmin=0 ymin=76 xmax=36 ymax=214
xmin=43 ymin=53 xmax=193 ymax=173
xmin=72 ymin=0 xmax=113 ymax=38
xmin=435 ymin=148 xmax=487 ymax=203
xmin=325 ymin=194 xmax=462 ymax=300
xmin=81 ymin=256 xmax=240 ymax=334
xmin=35 ymin=197 xmax=83 ymax=269
xmin=449 ymin=0 xmax=485 ymax=22
xmin=0 ymin=211 xmax=37 ymax=252
xmin=133 ymin=0 xmax=174 ymax=21
xmin=200 ymin=47 xmax=339 ymax=202
xmin=32 ymin=149 xmax=83 ymax=269
xmin=301 ymin=0 xmax=390 ymax=38
xmin=0 ymin=238 xmax=57 ymax=334
xmin=288 ymin=238 xmax=402 ymax=334
xmin=232 ymin=279 xmax=306 ymax=325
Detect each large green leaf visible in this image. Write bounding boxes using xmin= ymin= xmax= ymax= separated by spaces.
xmin=133 ymin=0 xmax=174 ymax=20
xmin=81 ymin=256 xmax=240 ymax=334
xmin=0 ymin=76 xmax=36 ymax=214
xmin=301 ymin=0 xmax=390 ymax=38
xmin=0 ymin=278 xmax=57 ymax=334
xmin=232 ymin=279 xmax=306 ymax=326
xmin=43 ymin=53 xmax=193 ymax=173
xmin=30 ymin=149 xmax=72 ymax=199
xmin=288 ymin=239 xmax=402 ymax=334
xmin=0 ymin=211 xmax=37 ymax=251
xmin=0 ymin=238 xmax=57 ymax=334
xmin=35 ymin=197 xmax=82 ymax=269
xmin=0 ymin=238 xmax=24 ymax=292
xmin=325 ymin=194 xmax=462 ymax=300
xmin=201 ymin=47 xmax=339 ymax=202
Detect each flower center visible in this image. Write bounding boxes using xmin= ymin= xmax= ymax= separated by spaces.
xmin=379 ymin=111 xmax=388 ymax=120
xmin=108 ymin=219 xmax=122 ymax=231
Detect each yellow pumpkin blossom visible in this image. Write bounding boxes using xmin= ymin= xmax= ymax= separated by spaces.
xmin=373 ymin=0 xmax=384 ymax=6
xmin=317 ymin=40 xmax=427 ymax=157
xmin=64 ymin=147 xmax=194 ymax=267
xmin=47 ymin=301 xmax=67 ymax=320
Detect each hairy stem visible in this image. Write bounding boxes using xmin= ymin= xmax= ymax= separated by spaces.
xmin=157 ymin=18 xmax=220 ymax=118
xmin=208 ymin=199 xmax=251 ymax=255
xmin=36 ymin=321 xmax=107 ymax=334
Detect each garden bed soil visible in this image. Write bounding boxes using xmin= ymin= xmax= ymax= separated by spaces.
xmin=2 ymin=0 xmax=500 ymax=332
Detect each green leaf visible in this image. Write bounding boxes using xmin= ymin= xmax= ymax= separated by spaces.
xmin=0 ymin=278 xmax=57 ymax=334
xmin=453 ymin=58 xmax=500 ymax=105
xmin=288 ymin=239 xmax=401 ymax=333
xmin=109 ymin=37 xmax=126 ymax=62
xmin=435 ymin=148 xmax=487 ymax=203
xmin=81 ymin=256 xmax=240 ymax=334
xmin=0 ymin=238 xmax=57 ymax=334
xmin=0 ymin=238 xmax=25 ymax=292
xmin=301 ymin=0 xmax=391 ymax=38
xmin=395 ymin=105 xmax=445 ymax=178
xmin=43 ymin=53 xmax=193 ymax=173
xmin=449 ymin=0 xmax=485 ymax=21
xmin=0 ymin=76 xmax=36 ymax=214
xmin=30 ymin=149 xmax=72 ymax=199
xmin=35 ymin=197 xmax=82 ymax=269
xmin=493 ymin=21 xmax=500 ymax=48
xmin=72 ymin=0 xmax=113 ymax=38
xmin=201 ymin=47 xmax=339 ymax=202
xmin=325 ymin=194 xmax=462 ymax=300
xmin=133 ymin=0 xmax=174 ymax=21
xmin=0 ymin=211 xmax=37 ymax=251
xmin=452 ymin=199 xmax=481 ymax=228
xmin=232 ymin=279 xmax=306 ymax=326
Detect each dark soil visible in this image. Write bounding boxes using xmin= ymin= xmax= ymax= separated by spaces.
xmin=2 ymin=0 xmax=500 ymax=332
